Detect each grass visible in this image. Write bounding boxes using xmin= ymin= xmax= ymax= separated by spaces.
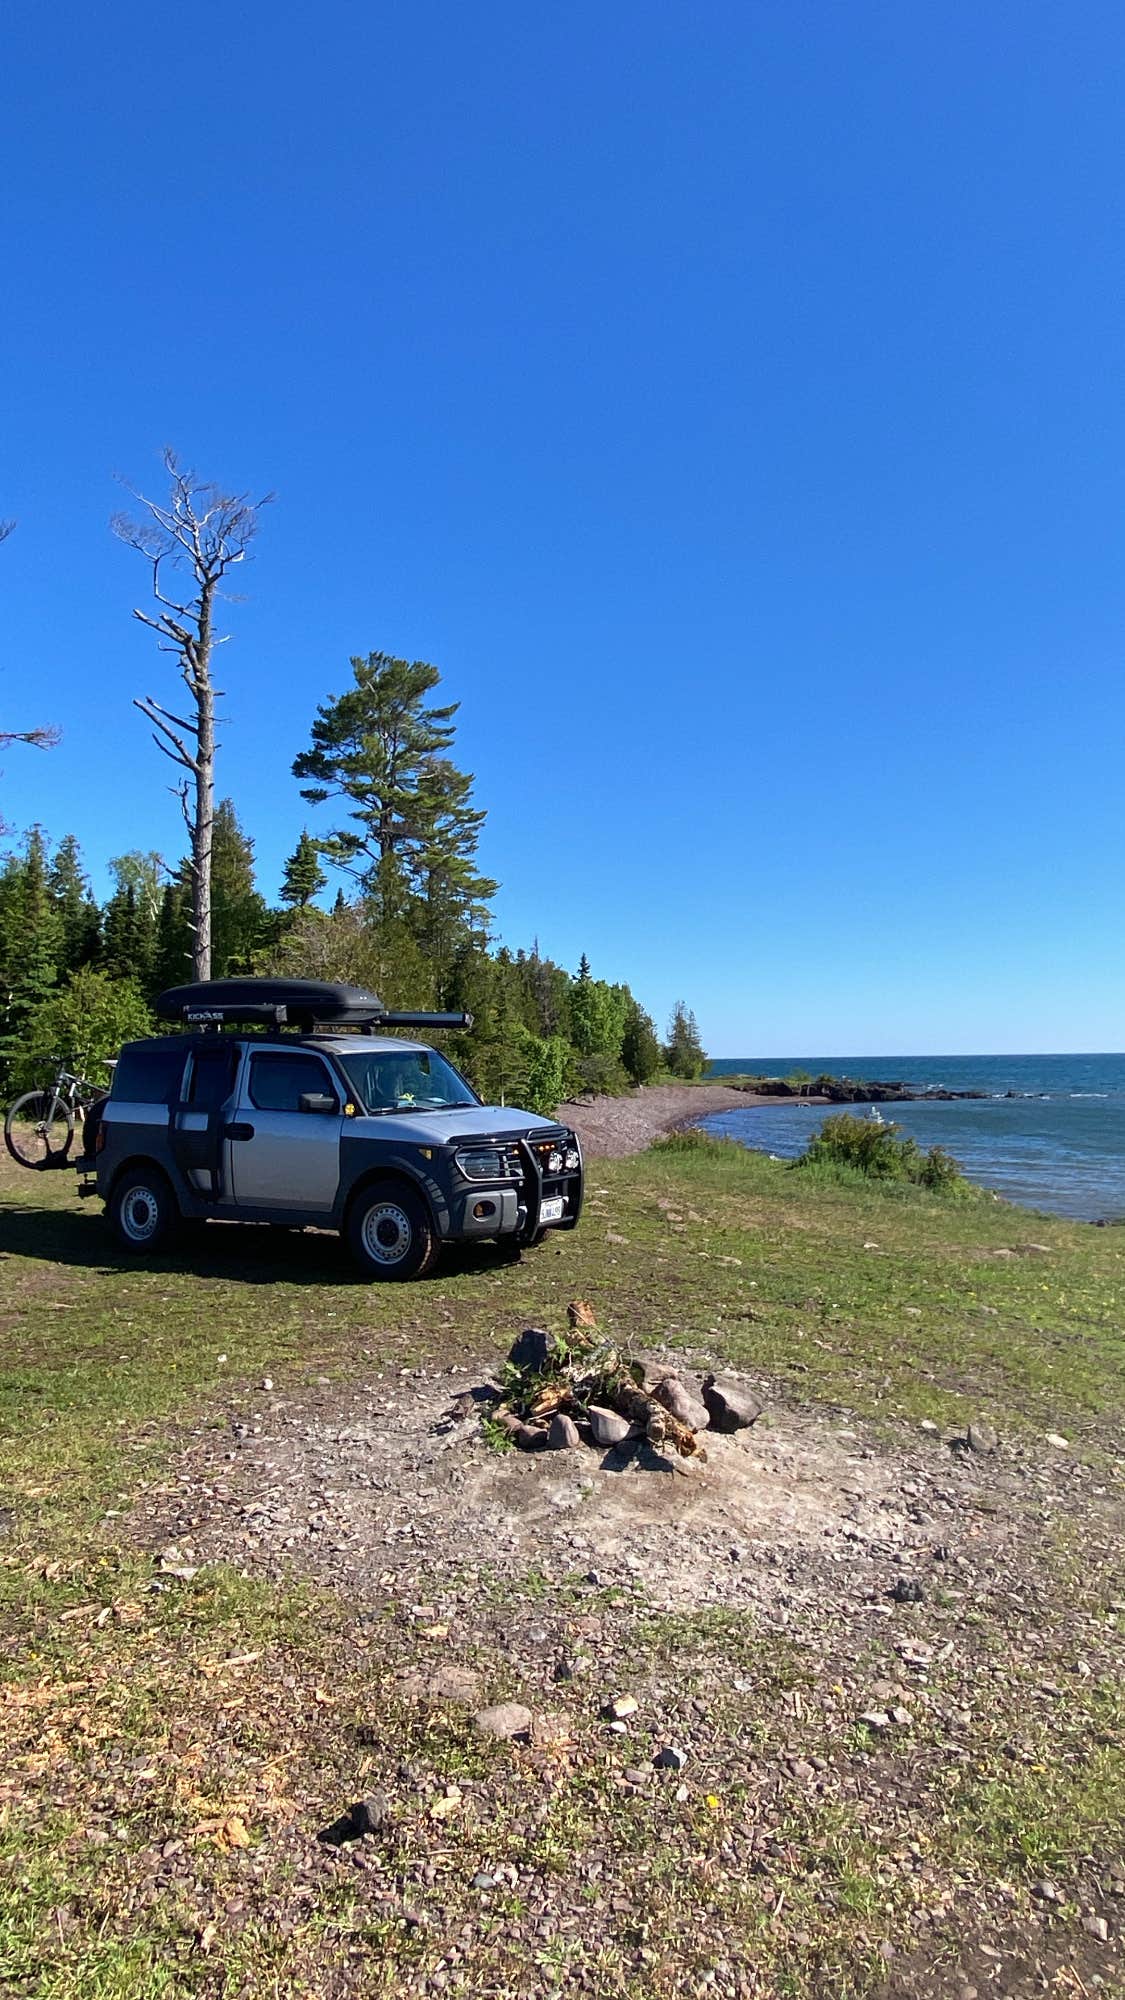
xmin=1 ymin=1139 xmax=1123 ymax=1995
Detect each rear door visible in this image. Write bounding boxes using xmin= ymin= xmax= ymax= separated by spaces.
xmin=228 ymin=1047 xmax=344 ymax=1211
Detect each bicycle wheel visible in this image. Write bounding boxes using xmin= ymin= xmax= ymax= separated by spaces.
xmin=4 ymin=1091 xmax=74 ymax=1168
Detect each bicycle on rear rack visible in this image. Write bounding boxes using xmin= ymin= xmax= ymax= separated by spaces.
xmin=3 ymin=1058 xmax=112 ymax=1170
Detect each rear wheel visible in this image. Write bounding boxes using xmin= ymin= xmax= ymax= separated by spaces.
xmin=4 ymin=1091 xmax=74 ymax=1169
xmin=108 ymin=1166 xmax=179 ymax=1255
xmin=347 ymin=1181 xmax=439 ymax=1281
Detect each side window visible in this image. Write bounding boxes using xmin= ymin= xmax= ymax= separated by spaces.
xmin=187 ymin=1046 xmax=238 ymax=1108
xmin=247 ymin=1051 xmax=338 ymax=1113
xmin=111 ymin=1045 xmax=187 ymax=1104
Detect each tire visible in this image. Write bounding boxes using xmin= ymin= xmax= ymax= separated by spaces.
xmin=5 ymin=1091 xmax=74 ymax=1169
xmin=108 ymin=1165 xmax=179 ymax=1255
xmin=347 ymin=1181 xmax=440 ymax=1282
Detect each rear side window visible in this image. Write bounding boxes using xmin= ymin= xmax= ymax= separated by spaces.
xmin=112 ymin=1045 xmax=187 ymax=1105
xmin=247 ymin=1051 xmax=337 ymax=1113
xmin=186 ymin=1045 xmax=239 ymax=1107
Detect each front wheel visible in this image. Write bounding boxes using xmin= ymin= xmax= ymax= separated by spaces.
xmin=347 ymin=1182 xmax=440 ymax=1282
xmin=4 ymin=1091 xmax=74 ymax=1169
xmin=108 ymin=1166 xmax=179 ymax=1255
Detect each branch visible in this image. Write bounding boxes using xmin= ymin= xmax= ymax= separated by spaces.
xmin=134 ymin=697 xmax=200 ymax=773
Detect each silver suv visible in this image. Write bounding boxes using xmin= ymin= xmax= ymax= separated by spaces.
xmin=78 ymin=979 xmax=583 ymax=1280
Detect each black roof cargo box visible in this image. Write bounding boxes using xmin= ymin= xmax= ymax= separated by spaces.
xmin=155 ymin=979 xmax=471 ymax=1034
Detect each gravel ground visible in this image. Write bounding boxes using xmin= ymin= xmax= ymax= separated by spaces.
xmin=557 ymin=1083 xmax=790 ymax=1158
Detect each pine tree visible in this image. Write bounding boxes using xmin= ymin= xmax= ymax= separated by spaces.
xmin=0 ymin=828 xmax=62 ymax=1082
xmin=49 ymin=834 xmax=100 ymax=972
xmin=621 ymin=1002 xmax=662 ymax=1084
xmin=279 ymin=830 xmax=327 ymax=909
xmin=664 ymin=1000 xmax=707 ymax=1080
xmin=210 ymin=798 xmax=268 ymax=975
xmin=293 ymin=651 xmax=497 ymax=950
xmin=152 ymin=873 xmax=193 ymax=994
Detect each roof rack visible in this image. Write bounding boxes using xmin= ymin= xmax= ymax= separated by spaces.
xmin=155 ymin=978 xmax=472 ymax=1035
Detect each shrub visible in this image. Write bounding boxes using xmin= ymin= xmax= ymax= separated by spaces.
xmin=795 ymin=1112 xmax=967 ymax=1194
xmin=13 ymin=967 xmax=153 ymax=1093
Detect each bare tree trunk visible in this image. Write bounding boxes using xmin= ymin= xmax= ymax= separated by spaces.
xmin=113 ymin=451 xmax=270 ymax=986
xmin=192 ymin=668 xmax=214 ymax=980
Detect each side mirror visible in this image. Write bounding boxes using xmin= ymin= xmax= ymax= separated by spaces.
xmin=298 ymin=1091 xmax=339 ymax=1116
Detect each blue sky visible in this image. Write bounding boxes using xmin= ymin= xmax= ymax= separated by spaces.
xmin=1 ymin=2 xmax=1122 ymax=1055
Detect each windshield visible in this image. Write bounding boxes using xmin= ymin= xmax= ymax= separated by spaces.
xmin=336 ymin=1046 xmax=479 ymax=1115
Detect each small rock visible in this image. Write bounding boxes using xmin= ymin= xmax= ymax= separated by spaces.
xmin=262 ymin=1376 xmax=273 ymax=1391
xmin=588 ymin=1406 xmax=638 ymax=1447
xmin=890 ymin=1577 xmax=925 ymax=1604
xmin=507 ymin=1327 xmax=555 ymax=1373
xmin=654 ymin=1744 xmax=688 ymax=1771
xmin=472 ymin=1873 xmax=494 ymax=1892
xmin=1083 ymin=1914 xmax=1110 ymax=1941
xmin=890 ymin=1706 xmax=913 ymax=1727
xmin=653 ymin=1376 xmax=708 ymax=1430
xmin=473 ymin=1702 xmax=533 ymax=1741
xmin=623 ymin=1766 xmax=649 ymax=1787
xmin=920 ymin=1419 xmax=939 ymax=1433
xmin=1031 ymin=1879 xmax=1061 ymax=1903
xmin=605 ymin=1693 xmax=639 ymax=1720
xmin=966 ymin=1421 xmax=998 ymax=1454
xmin=859 ymin=1709 xmax=891 ymax=1733
xmin=700 ymin=1375 xmax=762 ymax=1433
xmin=352 ymin=1797 xmax=388 ymax=1836
xmin=788 ymin=1759 xmax=815 ymax=1785
xmin=547 ymin=1412 xmax=582 ymax=1450
xmin=1045 ymin=1432 xmax=1069 ymax=1450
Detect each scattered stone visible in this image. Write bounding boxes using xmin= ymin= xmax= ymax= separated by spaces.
xmin=352 ymin=1797 xmax=389 ymax=1836
xmin=1045 ymin=1432 xmax=1070 ymax=1450
xmin=605 ymin=1693 xmax=639 ymax=1720
xmin=652 ymin=1375 xmax=708 ymax=1430
xmin=623 ymin=1766 xmax=649 ymax=1787
xmin=920 ymin=1419 xmax=939 ymax=1432
xmin=473 ymin=1702 xmax=532 ymax=1741
xmin=262 ymin=1377 xmax=274 ymax=1391
xmin=654 ymin=1744 xmax=688 ymax=1771
xmin=588 ymin=1405 xmax=638 ymax=1448
xmin=472 ymin=1872 xmax=494 ymax=1892
xmin=397 ymin=1663 xmax=482 ymax=1706
xmin=547 ymin=1412 xmax=582 ymax=1450
xmin=966 ymin=1422 xmax=999 ymax=1454
xmin=890 ymin=1577 xmax=925 ymax=1604
xmin=859 ymin=1709 xmax=892 ymax=1733
xmin=890 ymin=1706 xmax=913 ymax=1727
xmin=1031 ymin=1879 xmax=1062 ymax=1904
xmin=507 ymin=1327 xmax=555 ymax=1373
xmin=700 ymin=1375 xmax=762 ymax=1433
xmin=1083 ymin=1914 xmax=1110 ymax=1941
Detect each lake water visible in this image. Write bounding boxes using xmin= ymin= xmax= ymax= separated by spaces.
xmin=703 ymin=1054 xmax=1125 ymax=1221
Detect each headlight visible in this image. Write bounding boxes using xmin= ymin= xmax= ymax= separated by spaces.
xmin=547 ymin=1150 xmax=563 ymax=1174
xmin=455 ymin=1148 xmax=507 ymax=1180
xmin=564 ymin=1147 xmax=580 ymax=1170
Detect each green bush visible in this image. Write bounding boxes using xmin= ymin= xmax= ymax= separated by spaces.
xmin=795 ymin=1112 xmax=967 ymax=1194
xmin=13 ymin=967 xmax=153 ymax=1093
xmin=651 ymin=1127 xmax=747 ymax=1159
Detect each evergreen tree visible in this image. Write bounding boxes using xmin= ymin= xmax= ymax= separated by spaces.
xmin=49 ymin=834 xmax=100 ymax=971
xmin=279 ymin=830 xmax=327 ymax=909
xmin=102 ymin=884 xmax=152 ymax=985
xmin=293 ymin=653 xmax=496 ymax=947
xmin=664 ymin=1000 xmax=707 ymax=1079
xmin=621 ymin=1002 xmax=662 ymax=1085
xmin=0 ymin=828 xmax=62 ymax=1082
xmin=210 ymin=798 xmax=268 ymax=975
xmin=152 ymin=873 xmax=193 ymax=994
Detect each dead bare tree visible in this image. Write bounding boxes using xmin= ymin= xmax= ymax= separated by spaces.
xmin=113 ymin=450 xmax=271 ymax=980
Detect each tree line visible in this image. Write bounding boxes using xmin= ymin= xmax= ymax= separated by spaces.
xmin=0 ymin=453 xmax=706 ymax=1113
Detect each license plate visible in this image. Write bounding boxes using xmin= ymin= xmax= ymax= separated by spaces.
xmin=539 ymin=1196 xmax=565 ymax=1225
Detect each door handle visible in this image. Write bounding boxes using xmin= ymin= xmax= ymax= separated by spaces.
xmin=224 ymin=1121 xmax=255 ymax=1142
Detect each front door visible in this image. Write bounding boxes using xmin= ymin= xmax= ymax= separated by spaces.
xmin=228 ymin=1047 xmax=343 ymax=1211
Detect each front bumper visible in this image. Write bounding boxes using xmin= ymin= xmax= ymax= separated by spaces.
xmin=441 ymin=1127 xmax=584 ymax=1242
